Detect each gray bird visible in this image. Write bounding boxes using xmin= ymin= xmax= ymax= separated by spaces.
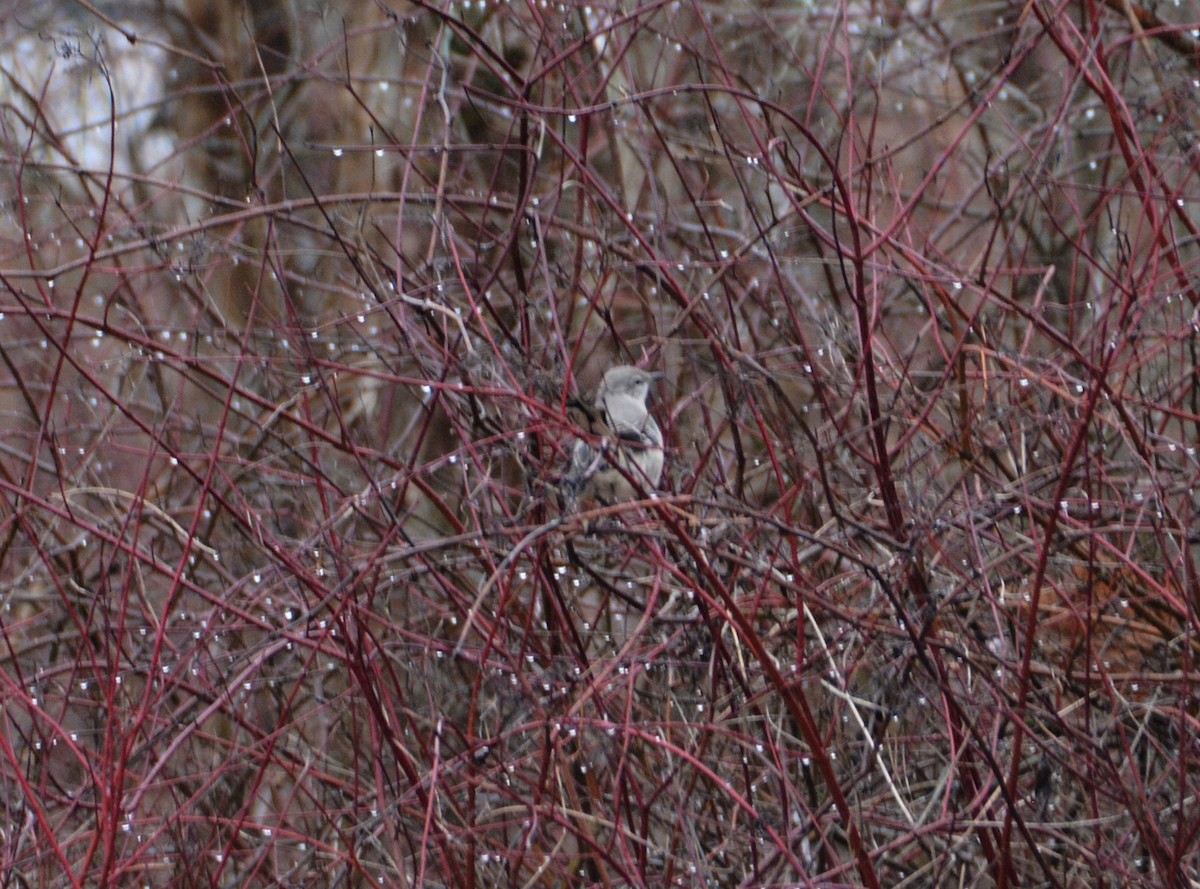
xmin=565 ymin=365 xmax=664 ymax=503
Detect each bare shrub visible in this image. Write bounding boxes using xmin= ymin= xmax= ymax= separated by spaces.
xmin=0 ymin=0 xmax=1197 ymax=885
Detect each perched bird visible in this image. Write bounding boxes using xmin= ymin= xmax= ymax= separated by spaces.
xmin=565 ymin=365 xmax=664 ymax=503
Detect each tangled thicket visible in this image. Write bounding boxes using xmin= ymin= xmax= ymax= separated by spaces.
xmin=0 ymin=0 xmax=1198 ymax=886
